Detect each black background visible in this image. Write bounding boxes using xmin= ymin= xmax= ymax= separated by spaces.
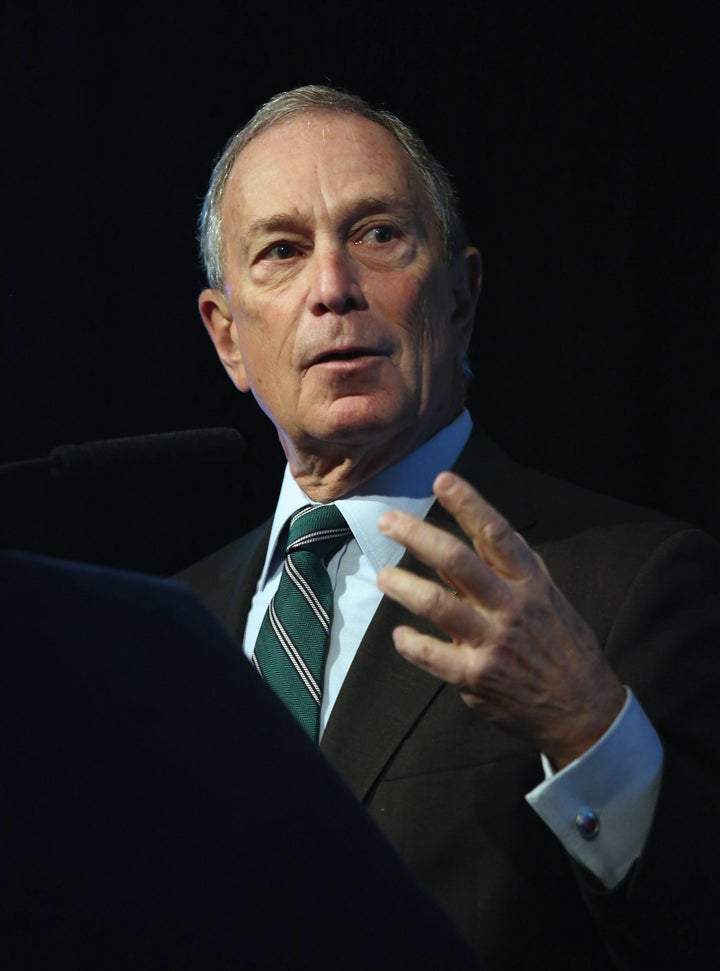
xmin=3 ymin=1 xmax=718 ymax=572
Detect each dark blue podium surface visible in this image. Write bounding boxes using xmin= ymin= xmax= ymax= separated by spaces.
xmin=0 ymin=550 xmax=484 ymax=969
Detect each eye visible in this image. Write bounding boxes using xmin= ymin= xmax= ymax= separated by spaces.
xmin=262 ymin=241 xmax=300 ymax=261
xmin=358 ymin=224 xmax=399 ymax=246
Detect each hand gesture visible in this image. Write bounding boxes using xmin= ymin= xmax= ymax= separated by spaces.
xmin=377 ymin=472 xmax=625 ymax=769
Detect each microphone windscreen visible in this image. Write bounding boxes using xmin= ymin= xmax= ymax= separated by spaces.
xmin=48 ymin=428 xmax=245 ymax=478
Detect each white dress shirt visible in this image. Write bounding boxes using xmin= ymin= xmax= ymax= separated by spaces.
xmin=243 ymin=409 xmax=663 ymax=888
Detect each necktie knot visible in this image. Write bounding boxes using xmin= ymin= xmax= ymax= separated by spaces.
xmin=286 ymin=504 xmax=351 ymax=560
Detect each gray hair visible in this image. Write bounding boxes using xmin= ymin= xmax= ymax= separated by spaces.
xmin=198 ymin=84 xmax=468 ymax=290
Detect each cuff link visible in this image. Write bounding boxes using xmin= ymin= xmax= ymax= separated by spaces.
xmin=575 ymin=808 xmax=600 ymax=841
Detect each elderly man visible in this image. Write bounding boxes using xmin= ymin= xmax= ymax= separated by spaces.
xmin=177 ymin=85 xmax=720 ymax=969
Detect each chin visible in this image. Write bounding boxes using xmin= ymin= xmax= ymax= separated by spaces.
xmin=312 ymin=394 xmax=416 ymax=442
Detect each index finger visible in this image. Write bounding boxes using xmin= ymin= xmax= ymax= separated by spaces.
xmin=433 ymin=471 xmax=538 ymax=581
xmin=377 ymin=508 xmax=509 ymax=610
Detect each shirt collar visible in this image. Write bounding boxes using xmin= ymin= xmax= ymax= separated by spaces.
xmin=258 ymin=409 xmax=472 ymax=585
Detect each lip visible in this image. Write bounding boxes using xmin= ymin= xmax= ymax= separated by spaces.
xmin=306 ymin=345 xmax=390 ymax=368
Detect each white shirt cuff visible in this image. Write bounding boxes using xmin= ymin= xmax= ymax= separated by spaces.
xmin=525 ymin=688 xmax=663 ymax=888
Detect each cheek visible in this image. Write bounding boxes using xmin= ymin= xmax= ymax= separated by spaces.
xmin=366 ymin=277 xmax=428 ymax=345
xmin=236 ymin=301 xmax=296 ymax=375
xmin=378 ymin=263 xmax=451 ymax=326
xmin=402 ymin=281 xmax=454 ymax=358
xmin=242 ymin=342 xmax=286 ymax=405
xmin=241 ymin=350 xmax=292 ymax=427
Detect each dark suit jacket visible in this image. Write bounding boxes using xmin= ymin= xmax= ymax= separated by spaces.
xmin=176 ymin=429 xmax=720 ymax=969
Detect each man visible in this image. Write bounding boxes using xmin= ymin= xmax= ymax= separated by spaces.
xmin=177 ymin=85 xmax=720 ymax=968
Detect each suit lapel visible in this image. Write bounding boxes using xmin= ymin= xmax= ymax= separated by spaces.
xmin=452 ymin=426 xmax=537 ymax=536
xmin=178 ymin=521 xmax=271 ymax=643
xmin=320 ymin=544 xmax=448 ymax=800
xmin=227 ymin=525 xmax=272 ymax=642
xmin=321 ymin=428 xmax=539 ymax=800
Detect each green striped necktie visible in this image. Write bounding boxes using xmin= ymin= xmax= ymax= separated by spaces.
xmin=252 ymin=504 xmax=351 ymax=741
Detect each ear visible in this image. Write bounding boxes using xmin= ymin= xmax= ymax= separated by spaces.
xmin=449 ymin=246 xmax=483 ymax=356
xmin=197 ymin=288 xmax=250 ymax=392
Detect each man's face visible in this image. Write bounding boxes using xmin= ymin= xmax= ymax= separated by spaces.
xmin=200 ymin=111 xmax=480 ymax=478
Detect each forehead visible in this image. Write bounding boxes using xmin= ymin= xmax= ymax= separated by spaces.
xmin=222 ymin=111 xmax=430 ymax=226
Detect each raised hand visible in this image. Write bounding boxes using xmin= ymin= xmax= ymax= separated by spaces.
xmin=376 ymin=471 xmax=625 ymax=769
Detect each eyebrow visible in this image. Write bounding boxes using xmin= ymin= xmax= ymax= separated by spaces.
xmin=243 ymin=212 xmax=304 ymax=239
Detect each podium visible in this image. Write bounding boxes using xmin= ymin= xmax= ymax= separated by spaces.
xmin=0 ymin=550 xmax=484 ymax=969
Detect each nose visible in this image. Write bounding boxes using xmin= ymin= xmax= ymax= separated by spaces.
xmin=307 ymin=245 xmax=368 ymax=316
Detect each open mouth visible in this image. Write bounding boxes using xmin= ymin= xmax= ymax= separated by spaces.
xmin=311 ymin=347 xmax=384 ymax=366
xmin=317 ymin=349 xmax=374 ymax=363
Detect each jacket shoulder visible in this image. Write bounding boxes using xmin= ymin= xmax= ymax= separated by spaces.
xmin=172 ymin=519 xmax=271 ymax=632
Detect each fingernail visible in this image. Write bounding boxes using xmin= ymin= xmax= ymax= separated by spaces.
xmin=434 ymin=471 xmax=457 ymax=494
xmin=378 ymin=511 xmax=397 ymax=533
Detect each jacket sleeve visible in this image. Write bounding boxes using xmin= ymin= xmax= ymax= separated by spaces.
xmin=578 ymin=527 xmax=720 ymax=967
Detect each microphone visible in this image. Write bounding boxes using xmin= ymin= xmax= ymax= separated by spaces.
xmin=0 ymin=428 xmax=246 ymax=480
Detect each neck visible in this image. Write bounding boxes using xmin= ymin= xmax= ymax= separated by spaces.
xmin=280 ymin=410 xmax=464 ymax=502
xmin=286 ymin=445 xmax=403 ymax=502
